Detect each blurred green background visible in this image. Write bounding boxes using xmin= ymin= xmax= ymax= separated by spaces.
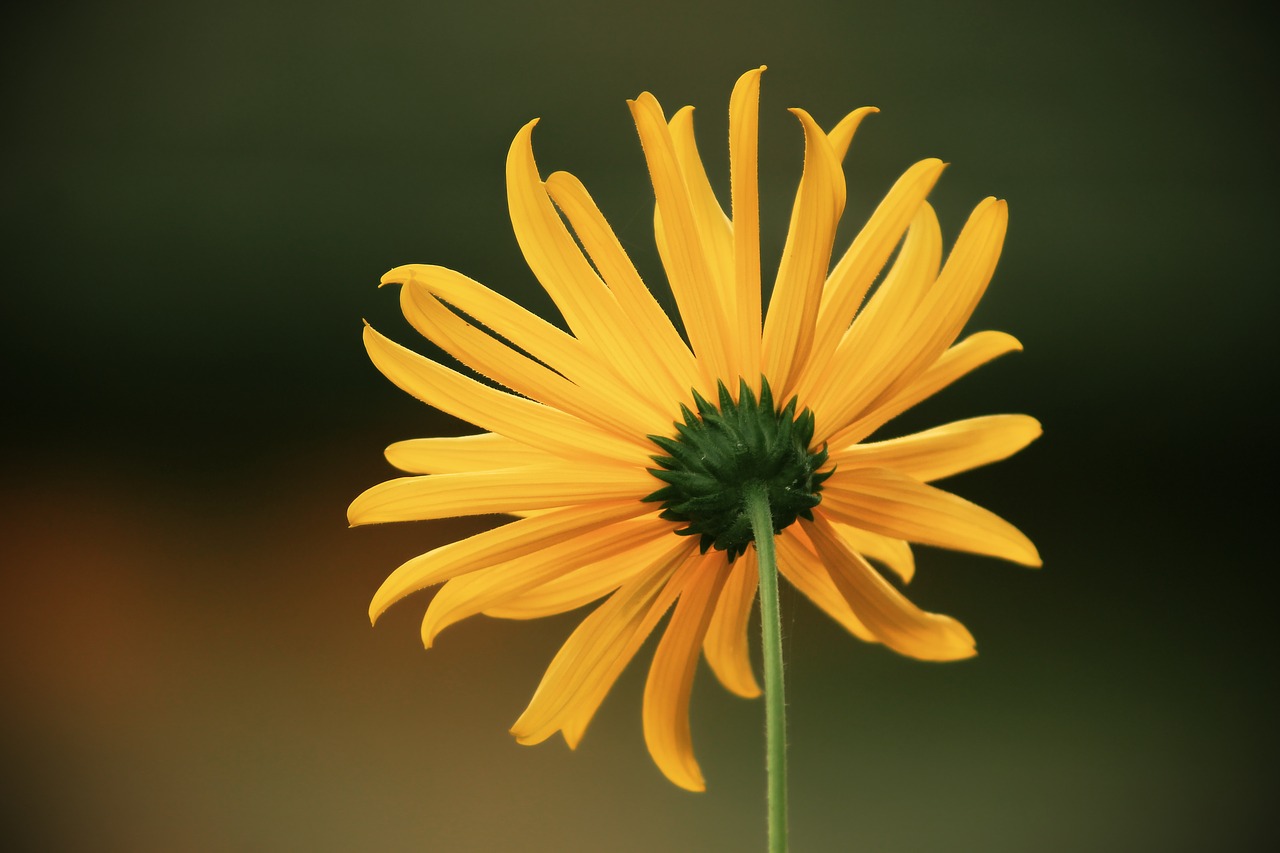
xmin=2 ymin=0 xmax=1275 ymax=850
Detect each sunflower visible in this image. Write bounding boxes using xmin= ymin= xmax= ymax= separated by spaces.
xmin=350 ymin=67 xmax=1040 ymax=794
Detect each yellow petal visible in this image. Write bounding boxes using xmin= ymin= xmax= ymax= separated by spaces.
xmin=386 ymin=264 xmax=672 ymax=431
xmin=508 ymin=122 xmax=684 ymax=408
xmin=397 ymin=279 xmax=664 ymax=440
xmin=420 ymin=516 xmax=672 ymax=646
xmin=817 ymin=198 xmax=1008 ymax=439
xmin=729 ymin=67 xmax=765 ymax=378
xmin=483 ymin=533 xmax=679 ymax=620
xmin=702 ymin=551 xmax=761 ymax=698
xmin=643 ymin=553 xmax=729 ymax=791
xmin=347 ymin=464 xmax=654 ymax=526
xmin=368 ymin=501 xmax=651 ymax=623
xmin=776 ymin=528 xmax=876 ymax=642
xmin=830 ymin=415 xmax=1042 ymax=483
xmin=362 ymin=324 xmax=643 ymax=465
xmin=629 ymin=91 xmax=734 ymax=384
xmin=762 ymin=108 xmax=846 ymax=395
xmin=819 ymin=467 xmax=1041 ymax=567
xmin=809 ymin=158 xmax=946 ymax=379
xmin=384 ymin=433 xmax=553 ymax=475
xmin=384 ymin=263 xmax=582 ymax=386
xmin=830 ymin=523 xmax=916 ymax=584
xmin=858 ymin=198 xmax=1010 ymax=418
xmin=799 ymin=200 xmax=941 ymax=419
xmin=804 ymin=515 xmax=977 ymax=661
xmin=669 ymin=105 xmax=735 ymax=329
xmin=510 ymin=541 xmax=696 ymax=745
xmin=833 ymin=330 xmax=1023 ymax=445
xmin=543 ymin=171 xmax=698 ymax=400
xmin=826 ymin=106 xmax=879 ymax=162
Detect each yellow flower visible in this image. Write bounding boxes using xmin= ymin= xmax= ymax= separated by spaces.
xmin=350 ymin=67 xmax=1041 ymax=792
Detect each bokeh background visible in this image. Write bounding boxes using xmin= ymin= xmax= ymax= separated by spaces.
xmin=3 ymin=1 xmax=1275 ymax=850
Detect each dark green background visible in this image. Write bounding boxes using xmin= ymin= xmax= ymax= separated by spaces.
xmin=3 ymin=1 xmax=1274 ymax=850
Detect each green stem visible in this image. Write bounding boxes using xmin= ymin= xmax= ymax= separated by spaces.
xmin=745 ymin=484 xmax=788 ymax=853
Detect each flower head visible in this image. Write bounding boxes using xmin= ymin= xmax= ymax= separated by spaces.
xmin=350 ymin=68 xmax=1041 ymax=791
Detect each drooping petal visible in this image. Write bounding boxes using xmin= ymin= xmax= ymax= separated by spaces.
xmin=729 ymin=67 xmax=764 ymax=377
xmin=384 ymin=433 xmax=554 ymax=475
xmin=483 ymin=534 xmax=679 ymax=620
xmin=776 ymin=528 xmax=876 ymax=642
xmin=833 ymin=330 xmax=1023 ymax=445
xmin=362 ymin=325 xmax=643 ymax=464
xmin=762 ymin=108 xmax=846 ymax=395
xmin=421 ymin=516 xmax=672 ymax=646
xmin=367 ymin=501 xmax=653 ymax=623
xmin=510 ymin=541 xmax=697 ymax=746
xmin=829 ymin=523 xmax=916 ymax=584
xmin=702 ymin=550 xmax=761 ymax=698
xmin=819 ymin=467 xmax=1041 ymax=567
xmin=804 ymin=515 xmax=977 ymax=661
xmin=808 ymin=158 xmax=946 ymax=378
xmin=348 ymin=464 xmax=654 ymax=526
xmin=629 ymin=91 xmax=734 ymax=384
xmin=643 ymin=553 xmax=730 ymax=791
xmin=543 ymin=171 xmax=698 ymax=401
xmin=830 ymin=415 xmax=1042 ymax=483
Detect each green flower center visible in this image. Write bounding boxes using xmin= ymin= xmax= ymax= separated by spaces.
xmin=644 ymin=378 xmax=833 ymax=562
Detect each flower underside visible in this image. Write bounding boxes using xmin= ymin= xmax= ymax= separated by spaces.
xmin=644 ymin=378 xmax=832 ymax=561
